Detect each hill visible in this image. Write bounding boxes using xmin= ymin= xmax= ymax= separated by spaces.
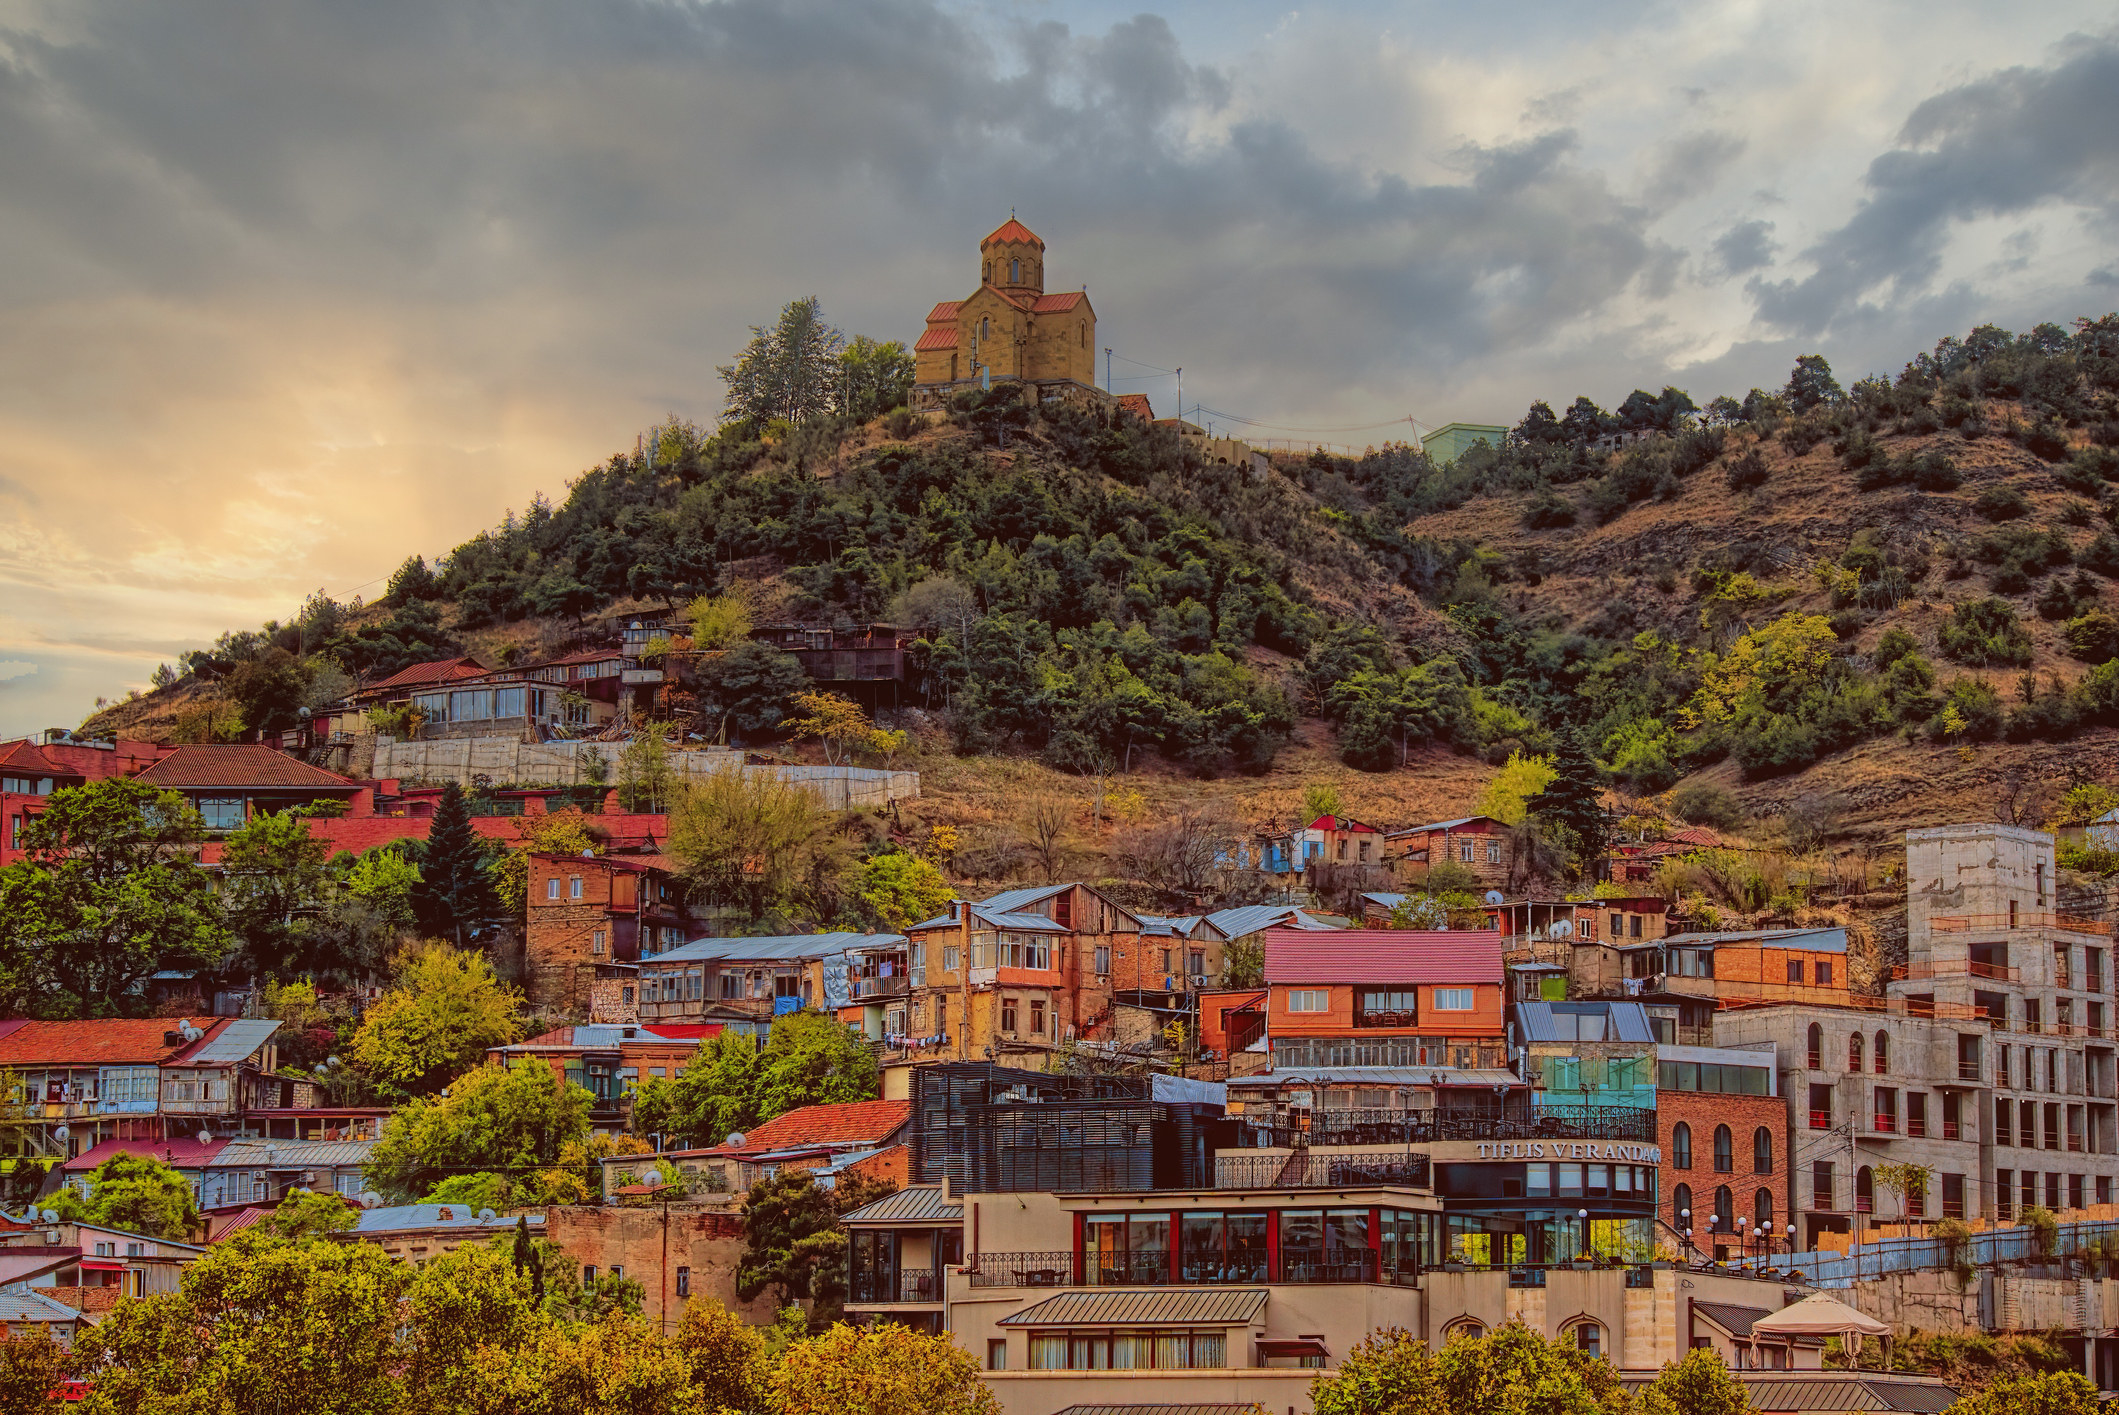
xmin=76 ymin=314 xmax=2119 ymax=870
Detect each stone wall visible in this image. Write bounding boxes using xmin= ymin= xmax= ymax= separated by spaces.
xmin=539 ymin=1202 xmax=780 ymax=1330
xmin=370 ymin=736 xmax=919 ymax=806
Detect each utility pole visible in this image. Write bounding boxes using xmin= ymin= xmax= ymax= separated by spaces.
xmin=1104 ymin=347 xmax=1112 ymax=393
xmin=1176 ymin=368 xmax=1182 ymax=424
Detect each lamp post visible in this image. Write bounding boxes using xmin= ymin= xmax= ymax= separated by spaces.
xmin=1679 ymin=1207 xmax=1693 ymax=1262
xmin=1705 ymin=1213 xmax=1719 ymax=1261
xmin=1578 ymin=1207 xmax=1591 ymax=1262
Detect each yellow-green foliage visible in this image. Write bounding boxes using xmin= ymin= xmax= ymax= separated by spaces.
xmin=1477 ymin=751 xmax=1555 ymax=826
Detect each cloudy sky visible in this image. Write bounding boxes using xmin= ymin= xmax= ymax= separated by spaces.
xmin=2 ymin=0 xmax=2116 ymax=737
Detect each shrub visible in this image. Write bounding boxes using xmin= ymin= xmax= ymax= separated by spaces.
xmin=1975 ymin=485 xmax=2030 ymax=521
xmin=1938 ymin=597 xmax=2035 ymax=667
xmin=2082 ymin=532 xmax=2119 ymax=578
xmin=1837 ymin=427 xmax=1881 ymax=470
xmin=1669 ymin=426 xmax=1726 ymax=476
xmin=1669 ymin=781 xmax=1746 ymax=831
xmin=1931 ymin=676 xmax=2005 ymax=740
xmin=2054 ymin=450 xmax=2109 ymax=496
xmin=1908 ymin=448 xmax=1962 ymax=490
xmin=2037 ymin=572 xmax=2100 ymax=623
xmin=2067 ymin=609 xmax=2119 ymax=663
xmin=1522 ymin=488 xmax=1577 ymax=529
xmin=2061 ymin=499 xmax=2097 ymax=527
xmin=1725 ymin=449 xmax=1769 ymax=491
xmin=2022 ymin=419 xmax=2071 ymax=462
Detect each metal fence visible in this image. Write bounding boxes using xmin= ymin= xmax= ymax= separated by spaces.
xmin=1214 ymin=1151 xmax=1432 ymax=1191
xmin=1718 ymin=1216 xmax=2119 ymax=1287
xmin=1240 ymin=1106 xmax=1654 ymax=1149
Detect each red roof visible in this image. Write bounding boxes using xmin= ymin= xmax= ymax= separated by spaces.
xmin=740 ymin=1100 xmax=910 ymax=1151
xmin=925 ymin=301 xmax=960 ymax=324
xmin=1263 ymin=927 xmax=1501 ymax=986
xmin=1030 ymin=291 xmax=1087 ymax=313
xmin=1306 ymin=814 xmax=1381 ymax=834
xmin=65 ymin=1136 xmax=230 ymax=1173
xmin=0 ymin=1017 xmax=228 ymax=1068
xmin=134 ymin=746 xmax=357 ymax=791
xmin=1666 ymin=826 xmax=1724 ymax=848
xmin=0 ymin=741 xmax=70 ymax=778
xmin=915 ymin=326 xmax=959 ymax=352
xmin=532 ymin=648 xmax=624 ymax=668
xmin=1115 ymin=393 xmax=1154 ymax=421
xmin=981 ymin=218 xmax=1043 ymax=248
xmin=640 ymin=1024 xmax=725 ymax=1042
xmin=362 ymin=656 xmax=488 ymax=692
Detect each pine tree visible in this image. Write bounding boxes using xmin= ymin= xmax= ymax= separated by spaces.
xmin=415 ymin=780 xmax=498 ymax=944
xmin=1528 ymin=731 xmax=1609 ymax=881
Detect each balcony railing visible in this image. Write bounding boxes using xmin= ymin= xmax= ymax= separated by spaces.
xmin=1893 ymin=960 xmax=2021 ymax=982
xmin=1873 ymin=1113 xmax=1897 ymax=1134
xmin=1942 ymin=1120 xmax=1962 ymax=1141
xmin=1215 ymin=1152 xmax=1432 ymax=1191
xmin=1907 ymin=1117 xmax=1927 ymax=1138
xmin=1240 ymin=1105 xmax=1655 ymax=1150
xmin=852 ymin=976 xmax=910 ymax=999
xmin=1353 ymin=1010 xmax=1420 ymax=1030
xmin=966 ymin=1249 xmax=1415 ymax=1289
xmin=1809 ymin=1110 xmax=1833 ymax=1130
xmin=848 ymin=1269 xmax=943 ymax=1304
xmin=1959 ymin=1059 xmax=1984 ymax=1080
xmin=967 ymin=1251 xmax=1075 ymax=1288
xmin=1928 ymin=912 xmax=2113 ymax=936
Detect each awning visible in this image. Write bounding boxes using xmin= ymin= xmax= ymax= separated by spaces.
xmin=1256 ymin=1339 xmax=1329 ymax=1359
xmin=77 ymin=1260 xmax=125 ymax=1272
xmin=998 ymin=1288 xmax=1268 ymax=1328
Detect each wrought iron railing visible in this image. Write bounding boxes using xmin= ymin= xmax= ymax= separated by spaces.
xmin=1215 ymin=1152 xmax=1432 ymax=1191
xmin=849 ymin=1269 xmax=943 ymax=1303
xmin=1239 ymin=1106 xmax=1653 ymax=1149
xmin=966 ymin=1251 xmax=1074 ymax=1288
xmin=966 ymin=1248 xmax=1416 ymax=1288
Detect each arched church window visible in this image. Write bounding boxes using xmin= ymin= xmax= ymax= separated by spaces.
xmin=1011 ymin=258 xmax=1020 ymax=282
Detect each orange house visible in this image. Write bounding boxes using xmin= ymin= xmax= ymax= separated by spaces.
xmin=1260 ymin=927 xmax=1506 ymax=1071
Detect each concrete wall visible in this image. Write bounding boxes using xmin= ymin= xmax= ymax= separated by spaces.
xmin=539 ymin=1202 xmax=780 ymax=1331
xmin=370 ymin=736 xmax=919 ymax=806
xmin=985 ymin=1369 xmax=1319 ymax=1415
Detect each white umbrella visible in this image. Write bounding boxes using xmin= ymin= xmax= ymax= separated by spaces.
xmin=1749 ymin=1292 xmax=1890 ymax=1368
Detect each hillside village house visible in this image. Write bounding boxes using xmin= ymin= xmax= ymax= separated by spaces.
xmin=1261 ymin=926 xmax=1507 ymax=1072
xmin=523 ymin=851 xmax=693 ymax=1012
xmin=1389 ymin=816 xmax=1514 ymax=891
xmin=633 ymin=933 xmax=878 ymax=1028
xmin=0 ymin=1019 xmax=282 ymax=1159
xmin=336 ymin=652 xmax=623 ymax=741
xmin=486 ymin=1023 xmax=711 ymax=1134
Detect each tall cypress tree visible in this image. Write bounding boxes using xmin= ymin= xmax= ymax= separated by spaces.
xmin=1529 ymin=732 xmax=1610 ymax=882
xmin=415 ymin=780 xmax=498 ymax=944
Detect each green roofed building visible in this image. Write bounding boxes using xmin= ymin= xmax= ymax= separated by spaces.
xmin=1420 ymin=422 xmax=1508 ymax=465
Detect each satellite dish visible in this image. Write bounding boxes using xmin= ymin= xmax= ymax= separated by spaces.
xmin=642 ymin=1169 xmax=663 ymax=1188
xmin=1484 ymin=890 xmax=1505 ymax=906
xmin=1551 ymin=919 xmax=1574 ymax=938
xmin=197 ymin=1130 xmax=212 ymax=1146
xmin=360 ymin=1191 xmax=383 ymax=1210
xmin=40 ymin=1210 xmax=58 ymax=1223
xmin=51 ymin=1126 xmax=68 ymax=1144
xmin=477 ymin=1208 xmax=497 ymax=1221
xmin=724 ymin=1133 xmax=746 ymax=1149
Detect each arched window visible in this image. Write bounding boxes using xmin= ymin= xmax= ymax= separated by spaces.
xmin=1807 ymin=1023 xmax=1823 ymax=1069
xmin=1855 ymin=1166 xmax=1874 ymax=1214
xmin=1753 ymin=1127 xmax=1773 ymax=1174
xmin=1712 ymin=1124 xmax=1733 ymax=1173
xmin=1754 ymin=1188 xmax=1774 ymax=1231
xmin=1714 ymin=1185 xmax=1734 ymax=1228
xmin=1010 ymin=258 xmax=1020 ymax=282
xmin=980 ymin=316 xmax=990 ymax=341
xmin=1673 ymin=1183 xmax=1694 ymax=1228
xmin=1672 ymin=1122 xmax=1693 ymax=1169
xmin=1567 ymin=1320 xmax=1604 ymax=1360
xmin=1443 ymin=1318 xmax=1485 ymax=1343
xmin=1079 ymin=320 xmax=1086 ymax=348
xmin=1849 ymin=1032 xmax=1864 ymax=1071
xmin=1874 ymin=1030 xmax=1889 ymax=1074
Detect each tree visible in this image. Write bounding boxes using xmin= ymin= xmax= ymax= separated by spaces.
xmin=414 ymin=781 xmax=501 ymax=944
xmin=837 ymin=336 xmax=916 ymax=422
xmin=784 ymin=692 xmax=875 ymax=766
xmin=754 ymin=1012 xmax=880 ymax=1123
xmin=268 ymin=1188 xmax=358 ymax=1239
xmin=53 ymin=1151 xmax=199 ymax=1240
xmin=224 ymin=647 xmax=312 ymax=734
xmin=388 ymin=554 xmax=440 ymax=603
xmin=695 ymin=641 xmax=808 ymax=743
xmin=737 ymin=1171 xmax=848 ymax=1322
xmin=491 ymin=810 xmax=600 ymax=916
xmin=349 ymin=943 xmax=525 ymax=1098
xmin=857 ymin=852 xmax=953 ymax=932
xmin=1114 ymin=802 xmax=1238 ymax=900
xmin=74 ymin=1230 xmax=413 ymax=1415
xmin=0 ymin=778 xmax=230 ymax=1016
xmin=365 ymin=1057 xmax=592 ymax=1200
xmin=1629 ymin=1347 xmax=1751 ymax=1415
xmin=674 ymin=1298 xmax=772 ymax=1415
xmin=220 ymin=810 xmax=335 ymax=977
xmin=666 ymin=772 xmax=851 ymax=920
xmin=0 ymin=1327 xmax=66 ymax=1411
xmin=616 ymin=724 xmax=678 ymax=814
xmin=718 ymin=297 xmax=846 ymax=427
xmin=1528 ymin=733 xmax=1610 ymax=881
xmin=1784 ymin=353 xmax=1843 ymax=413
xmin=688 ymin=589 xmax=754 ymax=651
xmin=630 ymin=1031 xmax=761 ymax=1148
xmin=342 ymin=845 xmax=422 ymax=928
xmin=461 ymin=1312 xmax=705 ymax=1415
xmin=773 ymin=1323 xmax=999 ymax=1415
xmin=1302 ymin=783 xmax=1342 ymax=823
xmin=1014 ymin=791 xmax=1077 ymax=884
xmin=1947 ymin=1371 xmax=2098 ymax=1415
xmin=1220 ymin=935 xmax=1263 ymax=987
xmin=401 ymin=1239 xmax=542 ymax=1412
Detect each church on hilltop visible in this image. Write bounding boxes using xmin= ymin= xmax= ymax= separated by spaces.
xmin=912 ymin=216 xmax=1101 ymax=408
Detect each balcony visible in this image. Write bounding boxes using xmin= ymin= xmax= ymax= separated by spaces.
xmin=1214 ymin=1152 xmax=1432 ymax=1191
xmin=1873 ymin=1113 xmax=1898 ymax=1134
xmin=1809 ymin=1110 xmax=1833 ymax=1130
xmin=1894 ymin=961 xmax=2021 ymax=983
xmin=1354 ymin=1010 xmax=1420 ymax=1030
xmin=967 ymin=1251 xmax=1078 ymax=1288
xmin=966 ymin=1248 xmax=1415 ymax=1289
xmin=1239 ymin=1105 xmax=1655 ymax=1151
xmin=852 ymin=976 xmax=909 ymax=1000
xmin=1907 ymin=1117 xmax=1927 ymax=1138
xmin=849 ymin=1270 xmax=943 ymax=1304
xmin=1928 ymin=911 xmax=2113 ymax=937
xmin=1942 ymin=1120 xmax=1962 ymax=1141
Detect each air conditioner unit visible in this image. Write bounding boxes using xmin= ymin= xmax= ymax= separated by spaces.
xmin=1189 ymin=975 xmax=1209 ymax=988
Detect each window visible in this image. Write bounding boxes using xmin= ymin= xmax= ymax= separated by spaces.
xmin=1029 ymin=1000 xmax=1047 ymax=1037
xmin=1812 ymin=1161 xmax=1834 ymax=1211
xmin=1001 ymin=998 xmax=1019 ymax=1033
xmin=1161 ymin=948 xmax=1174 ymax=973
xmin=1486 ymin=840 xmax=1500 ymax=864
xmin=1713 ymin=1185 xmax=1734 ymax=1228
xmin=1189 ymin=950 xmax=1205 ymax=977
xmin=198 ymin=797 xmax=245 ymax=831
xmin=1610 ymin=913 xmax=1623 ymax=939
xmin=1630 ymin=915 xmax=1643 ymax=938
xmin=1787 ymin=959 xmax=1805 ymax=983
xmin=1459 ymin=840 xmax=1474 ymax=863
xmin=1854 ymin=1167 xmax=1873 ymax=1214
xmin=1672 ymin=1122 xmax=1693 ymax=1169
xmin=1569 ymin=1322 xmax=1603 ymax=1359
xmin=591 ymin=929 xmax=606 ymax=956
xmin=1432 ymin=988 xmax=1474 ymax=1011
xmin=1807 ymin=1023 xmax=1823 ymax=1069
xmin=987 ymin=1339 xmax=1008 ymax=1370
xmin=1092 ymin=945 xmax=1109 ymax=975
xmin=1287 ymin=990 xmax=1331 ymax=1013
xmin=569 ymin=876 xmax=583 ymax=900
xmin=1849 ymin=1033 xmax=1864 ymax=1071
xmin=1443 ymin=1318 xmax=1485 ymax=1342
xmin=1874 ymin=1031 xmax=1889 ymax=1074
xmin=1815 ymin=960 xmax=1834 ymax=986
xmin=546 ymin=879 xmax=560 ymax=900
xmin=582 ymin=1265 xmax=597 ymax=1284
xmin=1755 ymin=1188 xmax=1773 ymax=1231
xmin=1673 ymin=1182 xmax=1693 ymax=1225
xmin=1712 ymin=1125 xmax=1733 ymax=1173
xmin=1754 ymin=1127 xmax=1773 ymax=1174
xmin=943 ymin=944 xmax=960 ymax=973
xmin=1010 ymin=258 xmax=1020 ymax=282
xmin=412 ymin=691 xmax=449 ymax=721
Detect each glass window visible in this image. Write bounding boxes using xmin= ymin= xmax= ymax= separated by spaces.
xmin=1287 ymin=990 xmax=1330 ymax=1013
xmin=1527 ymin=1163 xmax=1552 ymax=1197
xmin=412 ymin=692 xmax=449 ymax=721
xmin=198 ymin=798 xmax=245 ymax=831
xmin=1713 ymin=1125 xmax=1733 ymax=1172
xmin=1672 ymin=1123 xmax=1692 ymax=1169
xmin=1279 ymin=1210 xmax=1323 ymax=1278
xmin=1433 ymin=988 xmax=1475 ymax=1011
xmin=493 ymin=686 xmax=525 ymax=719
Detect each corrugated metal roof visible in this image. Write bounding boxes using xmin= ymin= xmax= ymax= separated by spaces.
xmin=210 ymin=1138 xmax=376 ymax=1169
xmin=0 ymin=1289 xmax=82 ymax=1324
xmin=1055 ymin=1406 xmax=1263 ymax=1415
xmin=1513 ymin=1000 xmax=1656 ymax=1044
xmin=647 ymin=932 xmax=900 ymax=964
xmin=1208 ymin=905 xmax=1334 ymax=940
xmin=998 ymin=1288 xmax=1268 ymax=1328
xmin=1264 ymin=927 xmax=1500 ymax=985
xmin=1387 ymin=816 xmax=1499 ymax=837
xmin=1229 ymin=1065 xmax=1524 ymax=1090
xmin=1744 ymin=1375 xmax=1957 ymax=1412
xmin=353 ymin=1205 xmax=546 ymax=1234
xmin=1660 ymin=926 xmax=1849 ymax=954
xmin=839 ymin=1185 xmax=962 ymax=1225
xmin=182 ymin=1017 xmax=281 ymax=1065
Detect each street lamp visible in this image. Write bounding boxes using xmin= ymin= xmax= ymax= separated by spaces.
xmin=1578 ymin=1207 xmax=1591 ymax=1261
xmin=1679 ymin=1207 xmax=1693 ymax=1261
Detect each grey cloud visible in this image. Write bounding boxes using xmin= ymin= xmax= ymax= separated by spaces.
xmin=1642 ymin=130 xmax=1746 ymax=210
xmin=1712 ymin=219 xmax=1777 ymax=276
xmin=1752 ymin=30 xmax=2119 ymax=334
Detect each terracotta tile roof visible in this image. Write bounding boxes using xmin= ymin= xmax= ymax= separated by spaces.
xmin=914 ymin=326 xmax=959 ymax=352
xmin=982 ymin=217 xmax=1043 ymax=248
xmin=1030 ymin=291 xmax=1087 ymax=313
xmin=362 ymin=656 xmax=489 ymax=692
xmin=1666 ymin=826 xmax=1724 ymax=848
xmin=740 ymin=1100 xmax=910 ymax=1151
xmin=1263 ymin=927 xmax=1502 ymax=986
xmin=532 ymin=648 xmax=624 ymax=668
xmin=1115 ymin=393 xmax=1154 ymax=420
xmin=0 ymin=1017 xmax=226 ymax=1068
xmin=925 ymin=301 xmax=960 ymax=324
xmin=0 ymin=741 xmax=69 ymax=777
xmin=134 ymin=746 xmax=357 ymax=791
xmin=32 ymin=1284 xmax=123 ymax=1314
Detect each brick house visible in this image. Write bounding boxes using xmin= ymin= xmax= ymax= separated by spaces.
xmin=1655 ymin=1046 xmax=1791 ymax=1262
xmin=1388 ymin=816 xmax=1514 ymax=891
xmin=524 ymin=853 xmax=694 ymax=1013
xmin=487 ymin=1023 xmax=711 ymax=1134
xmin=1261 ymin=926 xmax=1507 ymax=1071
xmin=1289 ymin=814 xmax=1387 ymax=872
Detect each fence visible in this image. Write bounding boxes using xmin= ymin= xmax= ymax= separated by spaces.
xmin=1719 ymin=1216 xmax=2119 ymax=1287
xmin=369 ymin=737 xmax=919 ymax=806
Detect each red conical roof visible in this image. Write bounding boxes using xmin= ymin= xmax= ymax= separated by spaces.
xmin=982 ymin=217 xmax=1043 ymax=248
